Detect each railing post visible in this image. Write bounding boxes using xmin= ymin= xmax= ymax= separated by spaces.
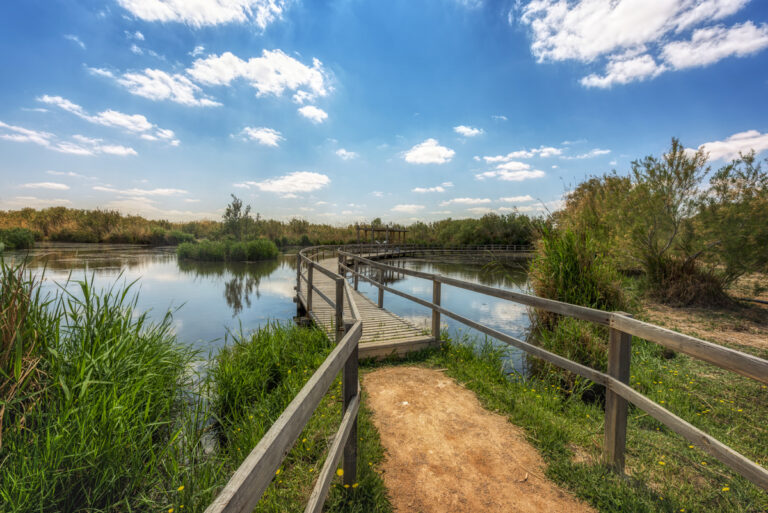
xmin=604 ymin=312 xmax=633 ymax=472
xmin=307 ymin=262 xmax=314 ymax=313
xmin=335 ymin=277 xmax=344 ymax=342
xmin=353 ymin=258 xmax=359 ymax=291
xmin=296 ymin=254 xmax=301 ymax=295
xmin=342 ymin=320 xmax=358 ymax=487
xmin=377 ymin=268 xmax=384 ymax=308
xmin=432 ymin=278 xmax=441 ymax=342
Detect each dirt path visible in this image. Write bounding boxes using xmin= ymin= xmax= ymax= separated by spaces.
xmin=363 ymin=367 xmax=596 ymax=513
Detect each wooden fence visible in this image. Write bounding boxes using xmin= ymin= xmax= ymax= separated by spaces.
xmin=337 ymin=248 xmax=768 ymax=490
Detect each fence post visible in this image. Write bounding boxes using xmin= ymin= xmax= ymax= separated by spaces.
xmin=335 ymin=277 xmax=345 ymax=342
xmin=432 ymin=278 xmax=441 ymax=342
xmin=353 ymin=258 xmax=359 ymax=291
xmin=307 ymin=262 xmax=314 ymax=313
xmin=604 ymin=312 xmax=633 ymax=472
xmin=296 ymin=254 xmax=301 ymax=295
xmin=342 ymin=320 xmax=358 ymax=487
xmin=377 ymin=268 xmax=384 ymax=308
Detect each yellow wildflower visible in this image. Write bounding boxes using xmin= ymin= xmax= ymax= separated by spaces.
xmin=722 ymin=486 xmax=730 ymax=492
xmin=336 ymin=468 xmax=344 ymax=477
xmin=177 ymin=485 xmax=184 ymax=492
xmin=275 ymin=469 xmax=281 ymax=475
xmin=343 ymin=484 xmax=350 ymax=489
xmin=352 ymin=483 xmax=359 ymax=488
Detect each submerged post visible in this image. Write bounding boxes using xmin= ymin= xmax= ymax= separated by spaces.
xmin=342 ymin=320 xmax=358 ymax=487
xmin=604 ymin=312 xmax=633 ymax=472
xmin=377 ymin=268 xmax=384 ymax=308
xmin=432 ymin=278 xmax=441 ymax=342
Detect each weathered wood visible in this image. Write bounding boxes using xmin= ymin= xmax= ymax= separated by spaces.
xmin=311 ymin=283 xmax=335 ymax=309
xmin=304 ymin=392 xmax=361 ymax=513
xmin=342 ymin=321 xmax=358 ymax=486
xmin=296 ymin=254 xmax=302 ymax=296
xmin=335 ymin=278 xmax=344 ymax=342
xmin=377 ymin=268 xmax=384 ymax=308
xmin=432 ymin=279 xmax=441 ymax=342
xmin=306 ymin=263 xmax=314 ymax=312
xmin=204 ymin=322 xmax=362 ymax=513
xmin=604 ymin=313 xmax=632 ymax=472
xmin=611 ymin=314 xmax=768 ymax=384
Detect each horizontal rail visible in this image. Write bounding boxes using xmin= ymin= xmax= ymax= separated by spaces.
xmin=310 ymin=283 xmax=336 ymax=309
xmin=611 ymin=315 xmax=768 ymax=384
xmin=305 ymin=390 xmax=361 ymax=513
xmin=205 ymin=321 xmax=362 ymax=513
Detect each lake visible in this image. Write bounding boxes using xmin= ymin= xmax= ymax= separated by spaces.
xmin=5 ymin=243 xmax=532 ymax=368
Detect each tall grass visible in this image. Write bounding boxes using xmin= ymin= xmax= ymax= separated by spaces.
xmin=0 ymin=228 xmax=36 ymax=250
xmin=177 ymin=239 xmax=279 ymax=262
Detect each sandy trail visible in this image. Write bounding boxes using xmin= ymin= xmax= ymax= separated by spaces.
xmin=363 ymin=367 xmax=596 ymax=513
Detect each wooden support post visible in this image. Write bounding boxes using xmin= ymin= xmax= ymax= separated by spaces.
xmin=604 ymin=312 xmax=633 ymax=472
xmin=296 ymin=254 xmax=301 ymax=295
xmin=353 ymin=258 xmax=359 ymax=291
xmin=307 ymin=262 xmax=314 ymax=313
xmin=432 ymin=279 xmax=441 ymax=342
xmin=377 ymin=268 xmax=384 ymax=308
xmin=342 ymin=320 xmax=358 ymax=487
xmin=335 ymin=277 xmax=344 ymax=343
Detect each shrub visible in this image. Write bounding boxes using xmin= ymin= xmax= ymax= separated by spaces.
xmin=229 ymin=241 xmax=248 ymax=261
xmin=246 ymin=239 xmax=279 ymax=260
xmin=165 ymin=230 xmax=194 ymax=245
xmin=176 ymin=239 xmax=278 ymax=262
xmin=50 ymin=228 xmax=99 ymax=243
xmin=0 ymin=227 xmax=36 ymax=250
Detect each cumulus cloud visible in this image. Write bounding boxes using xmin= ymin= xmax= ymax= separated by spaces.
xmin=115 ymin=69 xmax=221 ymax=106
xmin=0 ymin=121 xmax=137 ymax=156
xmin=236 ymin=171 xmax=330 ymax=195
xmin=336 ymin=148 xmax=358 ymax=160
xmin=412 ymin=182 xmax=453 ymax=193
xmin=187 ymin=50 xmax=328 ymax=101
xmin=517 ymin=0 xmax=768 ymax=88
xmin=454 ymin=125 xmax=483 ymax=137
xmin=93 ymin=185 xmax=188 ymax=196
xmin=239 ymin=126 xmax=283 ymax=146
xmin=440 ymin=197 xmax=491 ymax=206
xmin=298 ymin=105 xmax=328 ymax=123
xmin=483 ymin=145 xmax=562 ymax=162
xmin=499 ymin=195 xmax=534 ymax=202
xmin=392 ymin=204 xmax=425 ymax=213
xmin=20 ymin=182 xmax=70 ymax=190
xmin=403 ymin=138 xmax=455 ymax=164
xmin=64 ymin=34 xmax=85 ymax=49
xmin=476 ymin=169 xmax=546 ymax=181
xmin=695 ymin=130 xmax=768 ymax=161
xmin=117 ymin=0 xmax=287 ymax=29
xmin=561 ymin=148 xmax=611 ymax=159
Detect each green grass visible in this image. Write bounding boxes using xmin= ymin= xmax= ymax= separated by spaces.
xmin=0 ymin=228 xmax=35 ymax=250
xmin=364 ymin=333 xmax=767 ymax=513
xmin=177 ymin=239 xmax=280 ymax=262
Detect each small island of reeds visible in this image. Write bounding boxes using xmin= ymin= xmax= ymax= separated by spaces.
xmin=176 ymin=239 xmax=280 ymax=262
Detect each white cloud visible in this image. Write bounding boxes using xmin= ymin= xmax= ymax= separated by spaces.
xmin=467 ymin=207 xmax=493 ymax=215
xmin=496 ymin=160 xmax=532 ymax=171
xmin=38 ymin=95 xmax=179 ymax=144
xmin=392 ymin=204 xmax=425 ymax=213
xmin=88 ymin=67 xmax=115 ymax=79
xmin=499 ymin=195 xmax=534 ymax=202
xmin=187 ymin=50 xmax=328 ymax=101
xmin=336 ymin=148 xmax=358 ymax=160
xmin=662 ymin=21 xmax=768 ymax=69
xmin=561 ymin=148 xmax=611 ymax=159
xmin=116 ymin=68 xmax=221 ymax=106
xmin=190 ymin=45 xmax=205 ymax=57
xmin=64 ymin=34 xmax=85 ymax=49
xmin=20 ymin=182 xmax=70 ymax=190
xmin=476 ymin=169 xmax=546 ymax=181
xmin=238 ymin=171 xmax=330 ymax=194
xmin=240 ymin=126 xmax=283 ymax=147
xmin=1 ymin=196 xmax=72 ymax=209
xmin=482 ymin=145 xmax=562 ymax=162
xmin=117 ymin=0 xmax=287 ymax=29
xmin=492 ymin=114 xmax=508 ymax=121
xmin=371 ymin=191 xmax=384 ymax=198
xmin=298 ymin=105 xmax=328 ymax=123
xmin=412 ymin=181 xmax=453 ymax=193
xmin=133 ymin=31 xmax=145 ymax=41
xmin=93 ymin=186 xmax=188 ymax=196
xmin=403 ymin=138 xmax=455 ymax=164
xmin=46 ymin=170 xmax=93 ymax=179
xmin=440 ymin=197 xmax=491 ymax=206
xmin=454 ymin=125 xmax=484 ymax=137
xmin=696 ymin=130 xmax=768 ymax=160
xmin=0 ymin=121 xmax=137 ymax=156
xmin=518 ymin=0 xmax=765 ymax=87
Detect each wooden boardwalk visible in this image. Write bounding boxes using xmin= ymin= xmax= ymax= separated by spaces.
xmin=303 ymin=258 xmax=436 ymax=359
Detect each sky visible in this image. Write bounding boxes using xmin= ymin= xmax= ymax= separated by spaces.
xmin=1 ymin=0 xmax=768 ymax=224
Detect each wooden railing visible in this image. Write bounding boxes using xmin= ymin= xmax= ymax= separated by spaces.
xmin=337 ymin=248 xmax=768 ymax=490
xmin=205 ymin=249 xmax=361 ymax=513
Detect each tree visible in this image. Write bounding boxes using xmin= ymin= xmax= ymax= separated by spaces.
xmin=222 ymin=194 xmax=252 ymax=240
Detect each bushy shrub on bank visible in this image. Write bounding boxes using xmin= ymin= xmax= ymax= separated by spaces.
xmin=177 ymin=239 xmax=279 ymax=262
xmin=0 ymin=227 xmax=36 ymax=249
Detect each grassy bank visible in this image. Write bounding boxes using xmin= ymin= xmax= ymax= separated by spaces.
xmin=177 ymin=239 xmax=280 ymax=262
xmin=368 ymin=334 xmax=767 ymax=513
xmin=0 ymin=263 xmax=390 ymax=512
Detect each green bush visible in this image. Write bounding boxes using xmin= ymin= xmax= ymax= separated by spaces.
xmin=166 ymin=229 xmax=195 ymax=245
xmin=50 ymin=228 xmax=99 ymax=243
xmin=176 ymin=239 xmax=279 ymax=262
xmin=0 ymin=227 xmax=36 ymax=249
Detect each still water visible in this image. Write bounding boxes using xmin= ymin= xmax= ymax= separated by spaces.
xmin=6 ymin=244 xmax=532 ymax=366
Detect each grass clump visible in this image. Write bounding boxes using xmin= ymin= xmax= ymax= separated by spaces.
xmin=177 ymin=239 xmax=279 ymax=262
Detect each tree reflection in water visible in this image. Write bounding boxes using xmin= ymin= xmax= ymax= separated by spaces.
xmin=177 ymin=258 xmax=282 ymax=316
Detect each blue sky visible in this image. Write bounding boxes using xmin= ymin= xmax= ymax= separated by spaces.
xmin=1 ymin=0 xmax=768 ymax=223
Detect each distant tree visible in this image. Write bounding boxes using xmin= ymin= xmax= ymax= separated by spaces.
xmin=223 ymin=194 xmax=252 ymax=240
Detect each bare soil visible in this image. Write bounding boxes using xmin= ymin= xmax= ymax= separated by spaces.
xmin=362 ymin=366 xmax=596 ymax=513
